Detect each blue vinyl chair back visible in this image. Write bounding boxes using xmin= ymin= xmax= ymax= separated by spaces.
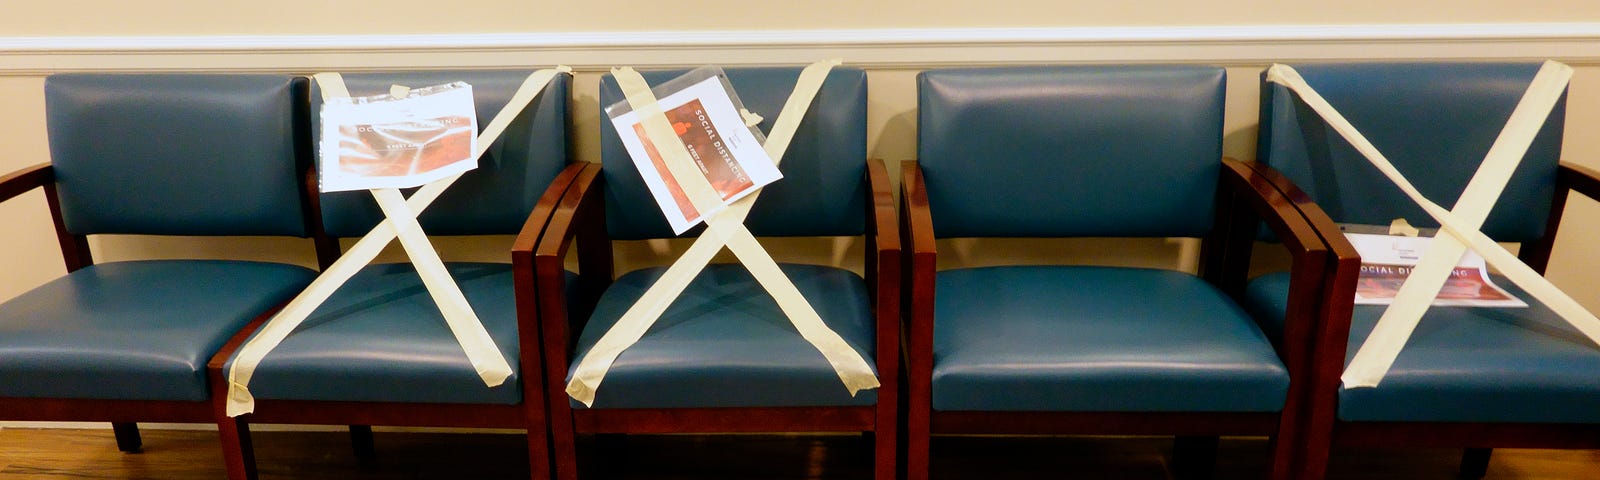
xmin=917 ymin=65 xmax=1226 ymax=239
xmin=312 ymin=70 xmax=571 ymax=237
xmin=45 ymin=74 xmax=309 ymax=237
xmin=598 ymin=67 xmax=868 ymax=239
xmin=1257 ymin=62 xmax=1564 ymax=242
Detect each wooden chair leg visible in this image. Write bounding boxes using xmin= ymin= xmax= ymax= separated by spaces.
xmin=527 ymin=429 xmax=552 ymax=480
xmin=906 ymin=415 xmax=930 ymax=480
xmin=873 ymin=428 xmax=896 ymax=480
xmin=1459 ymin=448 xmax=1492 ymax=479
xmin=1172 ymin=435 xmax=1219 ymax=480
xmin=550 ymin=414 xmax=581 ymax=480
xmin=349 ymin=425 xmax=376 ymax=465
xmin=111 ymin=422 xmax=142 ymax=453
xmin=1262 ymin=435 xmax=1295 ymax=480
xmin=218 ymin=416 xmax=258 ymax=480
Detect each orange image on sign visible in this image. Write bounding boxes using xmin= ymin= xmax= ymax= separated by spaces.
xmin=630 ymin=98 xmax=755 ymax=223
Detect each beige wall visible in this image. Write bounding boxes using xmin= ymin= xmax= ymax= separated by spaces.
xmin=7 ymin=1 xmax=1600 ymax=35
xmin=4 ymin=4 xmax=1600 ymax=311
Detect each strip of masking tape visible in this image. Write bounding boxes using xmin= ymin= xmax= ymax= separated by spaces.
xmin=1267 ymin=62 xmax=1600 ymax=388
xmin=1388 ymin=218 xmax=1420 ymax=237
xmin=567 ymin=60 xmax=876 ymax=407
xmin=740 ymin=108 xmax=764 ymax=127
xmin=368 ymin=187 xmax=512 ymax=382
xmin=226 ymin=67 xmax=568 ymax=417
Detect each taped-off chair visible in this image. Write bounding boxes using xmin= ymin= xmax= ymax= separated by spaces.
xmin=535 ymin=66 xmax=899 ymax=480
xmin=903 ymin=65 xmax=1324 ymax=480
xmin=1250 ymin=62 xmax=1600 ymax=479
xmin=210 ymin=69 xmax=575 ymax=480
xmin=0 ymin=74 xmax=318 ymax=469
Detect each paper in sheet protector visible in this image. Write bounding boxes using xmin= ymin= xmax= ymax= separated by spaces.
xmin=319 ymin=82 xmax=479 ymax=192
xmin=1346 ymin=232 xmax=1527 ymax=308
xmin=609 ymin=76 xmax=782 ymax=234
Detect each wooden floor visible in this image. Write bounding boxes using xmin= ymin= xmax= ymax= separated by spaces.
xmin=1 ymin=428 xmax=1597 ymax=479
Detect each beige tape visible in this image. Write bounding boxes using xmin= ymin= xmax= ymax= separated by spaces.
xmin=740 ymin=108 xmax=765 ymax=127
xmin=1267 ymin=62 xmax=1600 ymax=388
xmin=368 ymin=188 xmax=511 ymax=382
xmin=566 ymin=60 xmax=878 ymax=407
xmin=1387 ymin=218 xmax=1420 ymax=237
xmin=226 ymin=67 xmax=569 ymax=416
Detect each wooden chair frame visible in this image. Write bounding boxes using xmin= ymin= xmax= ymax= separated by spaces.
xmin=534 ymin=160 xmax=901 ymax=480
xmin=0 ymin=162 xmax=197 ymax=454
xmin=901 ymin=158 xmax=1329 ymax=480
xmin=0 ymin=134 xmax=320 ymax=458
xmin=1246 ymin=160 xmax=1600 ymax=479
xmin=206 ymin=162 xmax=588 ymax=480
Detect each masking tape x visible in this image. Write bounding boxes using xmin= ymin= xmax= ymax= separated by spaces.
xmin=1268 ymin=62 xmax=1600 ymax=388
xmin=226 ymin=67 xmax=571 ymax=417
xmin=565 ymin=60 xmax=880 ymax=407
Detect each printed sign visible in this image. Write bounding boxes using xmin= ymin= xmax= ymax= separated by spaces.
xmin=1347 ymin=232 xmax=1527 ymax=307
xmin=319 ymin=82 xmax=479 ymax=192
xmin=609 ymin=75 xmax=781 ymax=234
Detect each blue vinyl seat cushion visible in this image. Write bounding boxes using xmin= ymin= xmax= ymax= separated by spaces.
xmin=0 ymin=260 xmax=316 ymax=401
xmin=569 ymin=263 xmax=878 ymax=409
xmin=1246 ymin=271 xmax=1600 ymax=423
xmin=932 ymin=266 xmax=1289 ymax=412
xmin=228 ymin=262 xmax=524 ymax=405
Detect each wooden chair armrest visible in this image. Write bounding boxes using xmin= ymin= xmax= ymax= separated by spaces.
xmin=512 ymin=163 xmax=589 ymax=258
xmin=0 ymin=162 xmax=91 ymax=271
xmin=1518 ymin=162 xmax=1600 ymax=282
xmin=1235 ymin=159 xmax=1361 ymax=267
xmin=1233 ymin=158 xmax=1362 ymax=418
xmin=1219 ymin=158 xmax=1329 ymax=270
xmin=533 ymin=164 xmax=604 ymax=384
xmin=865 ymin=158 xmax=901 ymax=392
xmin=899 ymin=161 xmax=936 ymax=264
xmin=1558 ymin=162 xmax=1600 ymax=202
xmin=0 ymin=163 xmax=52 ymax=204
xmin=205 ymin=303 xmax=289 ymax=409
xmin=900 ymin=160 xmax=937 ymax=405
xmin=509 ymin=162 xmax=589 ymax=397
xmin=867 ymin=159 xmax=901 ymax=265
xmin=1219 ymin=158 xmax=1333 ymax=404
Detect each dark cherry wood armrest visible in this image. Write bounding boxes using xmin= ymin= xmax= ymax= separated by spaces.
xmin=1235 ymin=160 xmax=1360 ymax=271
xmin=0 ymin=163 xmax=52 ymax=204
xmin=512 ymin=163 xmax=589 ymax=258
xmin=865 ymin=159 xmax=902 ymax=393
xmin=899 ymin=161 xmax=936 ymax=279
xmin=509 ymin=162 xmax=589 ymax=393
xmin=1519 ymin=162 xmax=1600 ymax=277
xmin=1234 ymin=159 xmax=1363 ymax=417
xmin=206 ymin=304 xmax=290 ymax=408
xmin=533 ymin=164 xmax=603 ymax=380
xmin=1219 ymin=158 xmax=1332 ymax=400
xmin=1219 ymin=158 xmax=1328 ymax=267
xmin=1558 ymin=162 xmax=1600 ymax=202
xmin=1 ymin=162 xmax=91 ymax=271
xmin=900 ymin=160 xmax=937 ymax=405
xmin=867 ymin=159 xmax=901 ymax=264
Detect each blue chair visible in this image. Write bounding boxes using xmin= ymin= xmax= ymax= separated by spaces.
xmin=904 ymin=65 xmax=1325 ymax=480
xmin=0 ymin=74 xmax=318 ymax=467
xmin=535 ymin=66 xmax=899 ymax=480
xmin=210 ymin=70 xmax=576 ymax=480
xmin=1251 ymin=62 xmax=1600 ymax=479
